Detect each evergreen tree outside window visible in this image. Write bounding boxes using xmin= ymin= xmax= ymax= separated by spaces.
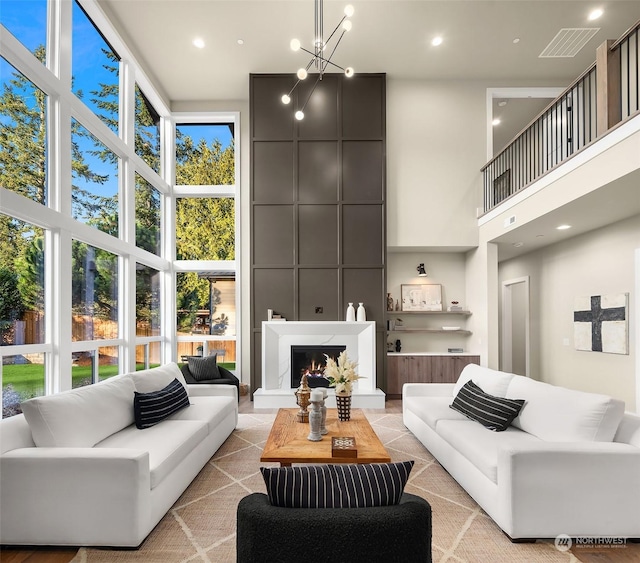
xmin=72 ymin=0 xmax=120 ymax=134
xmin=0 ymin=56 xmax=47 ymax=206
xmin=71 ymin=118 xmax=119 ymax=236
xmin=0 ymin=216 xmax=45 ymax=346
xmin=136 ymin=263 xmax=161 ymax=337
xmin=135 ymin=174 xmax=161 ymax=255
xmin=135 ymin=84 xmax=160 ymax=173
xmin=176 ymin=197 xmax=235 ymax=261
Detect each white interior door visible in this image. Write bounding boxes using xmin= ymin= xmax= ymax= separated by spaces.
xmin=501 ymin=277 xmax=530 ymax=377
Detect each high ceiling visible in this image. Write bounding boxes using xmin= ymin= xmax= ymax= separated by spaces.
xmin=98 ymin=0 xmax=640 ymax=105
xmin=97 ymin=1 xmax=640 ymax=261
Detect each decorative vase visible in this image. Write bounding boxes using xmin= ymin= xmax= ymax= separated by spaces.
xmin=308 ymin=390 xmax=323 ymax=441
xmin=320 ymin=389 xmax=328 ymax=435
xmin=346 ymin=302 xmax=356 ymax=322
xmin=294 ymin=373 xmax=311 ymax=423
xmin=336 ymin=392 xmax=352 ymax=421
xmin=357 ymin=303 xmax=366 ymax=321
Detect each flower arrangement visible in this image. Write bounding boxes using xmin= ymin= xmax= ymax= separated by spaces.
xmin=323 ymin=351 xmax=364 ymax=395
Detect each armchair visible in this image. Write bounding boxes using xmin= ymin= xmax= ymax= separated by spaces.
xmin=180 ymin=362 xmax=240 ymax=401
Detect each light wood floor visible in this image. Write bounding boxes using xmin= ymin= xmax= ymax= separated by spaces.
xmin=2 ymin=395 xmax=638 ymax=563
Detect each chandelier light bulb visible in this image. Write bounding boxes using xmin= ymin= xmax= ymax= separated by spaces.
xmin=297 ymin=68 xmax=308 ymax=80
xmin=295 ymin=110 xmax=305 ymax=120
xmin=344 ymin=67 xmax=354 ymax=77
xmin=344 ymin=4 xmax=355 ymax=17
xmin=290 ymin=38 xmax=301 ymax=51
xmin=342 ymin=20 xmax=352 ymax=32
xmin=281 ymin=94 xmax=291 ymax=105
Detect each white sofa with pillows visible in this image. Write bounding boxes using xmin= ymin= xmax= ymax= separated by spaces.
xmin=0 ymin=362 xmax=237 ymax=547
xmin=403 ymin=364 xmax=640 ymax=540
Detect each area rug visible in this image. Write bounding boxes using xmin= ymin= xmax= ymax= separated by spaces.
xmin=72 ymin=413 xmax=581 ymax=563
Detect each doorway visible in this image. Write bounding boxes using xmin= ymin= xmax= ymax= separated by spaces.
xmin=501 ymin=276 xmax=530 ymax=377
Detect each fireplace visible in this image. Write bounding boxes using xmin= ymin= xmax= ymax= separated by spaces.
xmin=256 ymin=321 xmax=384 ymax=409
xmin=290 ymin=345 xmax=346 ymax=388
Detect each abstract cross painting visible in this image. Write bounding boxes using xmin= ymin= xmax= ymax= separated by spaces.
xmin=574 ymin=293 xmax=628 ymax=354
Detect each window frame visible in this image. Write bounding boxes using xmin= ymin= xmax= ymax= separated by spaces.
xmin=170 ymin=113 xmax=241 ymax=368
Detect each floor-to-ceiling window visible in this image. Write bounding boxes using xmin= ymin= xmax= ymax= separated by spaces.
xmin=0 ymin=0 xmax=240 ymax=417
xmin=173 ymin=121 xmax=239 ymax=369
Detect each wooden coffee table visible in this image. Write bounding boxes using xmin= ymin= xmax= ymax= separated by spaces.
xmin=260 ymin=408 xmax=391 ymax=466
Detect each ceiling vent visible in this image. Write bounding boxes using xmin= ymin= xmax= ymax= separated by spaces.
xmin=539 ymin=28 xmax=600 ymax=58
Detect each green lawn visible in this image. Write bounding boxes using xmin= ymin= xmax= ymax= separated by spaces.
xmin=3 ymin=361 xmax=236 ymax=400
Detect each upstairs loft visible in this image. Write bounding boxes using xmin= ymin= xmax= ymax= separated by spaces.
xmin=480 ymin=22 xmax=640 ymax=259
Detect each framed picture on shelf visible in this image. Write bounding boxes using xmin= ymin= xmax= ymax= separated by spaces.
xmin=401 ymin=284 xmax=443 ymax=311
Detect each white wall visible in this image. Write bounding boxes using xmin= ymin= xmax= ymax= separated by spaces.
xmin=386 ymin=79 xmax=486 ymax=248
xmin=499 ymin=214 xmax=640 ymax=410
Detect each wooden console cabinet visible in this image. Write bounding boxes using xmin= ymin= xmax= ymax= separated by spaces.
xmin=387 ymin=354 xmax=480 ymax=397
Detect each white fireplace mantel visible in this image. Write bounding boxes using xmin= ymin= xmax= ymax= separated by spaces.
xmin=254 ymin=320 xmax=385 ymax=409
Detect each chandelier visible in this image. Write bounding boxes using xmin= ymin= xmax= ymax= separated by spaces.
xmin=281 ymin=0 xmax=354 ymax=120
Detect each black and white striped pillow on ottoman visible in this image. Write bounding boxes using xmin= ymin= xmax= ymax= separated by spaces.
xmin=260 ymin=461 xmax=414 ymax=508
xmin=450 ymin=379 xmax=524 ymax=432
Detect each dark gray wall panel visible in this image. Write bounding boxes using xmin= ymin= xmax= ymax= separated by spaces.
xmin=342 ymin=205 xmax=384 ymax=265
xmin=298 ymin=141 xmax=338 ymax=203
xmin=298 ymin=269 xmax=339 ymax=321
xmin=253 ymin=142 xmax=294 ymax=203
xmin=299 ymin=205 xmax=338 ymax=265
xmin=343 ymin=268 xmax=385 ymax=325
xmin=250 ymin=74 xmax=386 ymax=394
xmin=252 ymin=75 xmax=294 ymax=140
xmin=253 ymin=268 xmax=295 ymax=327
xmin=343 ymin=141 xmax=384 ymax=201
xmin=253 ymin=206 xmax=294 ymax=265
xmin=298 ymin=76 xmax=339 ymax=139
xmin=342 ymin=75 xmax=384 ymax=139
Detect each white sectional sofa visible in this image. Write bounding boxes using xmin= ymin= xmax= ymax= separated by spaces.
xmin=0 ymin=362 xmax=238 ymax=547
xmin=403 ymin=364 xmax=640 ymax=540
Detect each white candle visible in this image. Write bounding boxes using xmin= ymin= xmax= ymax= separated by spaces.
xmin=311 ymin=389 xmax=323 ymax=402
xmin=321 ymin=388 xmax=328 ymax=399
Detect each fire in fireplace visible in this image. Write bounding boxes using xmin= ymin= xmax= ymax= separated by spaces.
xmin=290 ymin=345 xmax=346 ymax=388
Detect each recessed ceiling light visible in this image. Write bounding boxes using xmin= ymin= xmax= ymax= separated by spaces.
xmin=492 ymin=118 xmax=501 ymax=126
xmin=237 ymin=39 xmax=244 ymax=45
xmin=557 ymin=224 xmax=572 ymax=230
xmin=431 ymin=36 xmax=443 ymax=47
xmin=498 ymin=100 xmax=507 ymax=107
xmin=513 ymin=38 xmax=520 ymax=44
xmin=589 ymin=8 xmax=604 ymax=21
xmin=193 ymin=38 xmax=205 ymax=49
xmin=513 ymin=242 xmax=524 ymax=248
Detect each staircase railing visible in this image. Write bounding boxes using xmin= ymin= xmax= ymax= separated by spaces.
xmin=481 ymin=20 xmax=640 ymax=214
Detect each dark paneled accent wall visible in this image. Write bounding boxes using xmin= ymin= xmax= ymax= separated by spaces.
xmin=250 ymin=73 xmax=387 ymax=395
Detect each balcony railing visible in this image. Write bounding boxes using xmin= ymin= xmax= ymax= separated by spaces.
xmin=482 ymin=20 xmax=640 ymax=214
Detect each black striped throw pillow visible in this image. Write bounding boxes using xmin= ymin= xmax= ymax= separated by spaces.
xmin=450 ymin=380 xmax=524 ymax=432
xmin=133 ymin=378 xmax=190 ymax=429
xmin=260 ymin=461 xmax=414 ymax=508
xmin=188 ymin=355 xmax=221 ymax=381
